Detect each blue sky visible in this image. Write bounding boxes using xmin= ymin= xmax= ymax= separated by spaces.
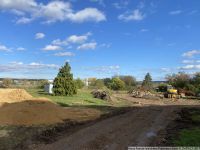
xmin=0 ymin=0 xmax=200 ymax=80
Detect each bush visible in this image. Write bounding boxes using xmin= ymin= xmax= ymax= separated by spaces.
xmin=2 ymin=79 xmax=12 ymax=88
xmin=110 ymin=77 xmax=125 ymax=91
xmin=75 ymin=78 xmax=85 ymax=89
xmin=119 ymin=75 xmax=137 ymax=90
xmin=38 ymin=80 xmax=49 ymax=89
xmin=53 ymin=62 xmax=77 ymax=96
xmin=89 ymin=79 xmax=105 ymax=89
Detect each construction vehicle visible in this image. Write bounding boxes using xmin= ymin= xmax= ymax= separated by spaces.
xmin=165 ymin=85 xmax=181 ymax=99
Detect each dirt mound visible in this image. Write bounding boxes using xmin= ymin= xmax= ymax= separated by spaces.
xmin=0 ymin=99 xmax=101 ymax=126
xmin=91 ymin=90 xmax=111 ymax=100
xmin=0 ymin=89 xmax=33 ymax=103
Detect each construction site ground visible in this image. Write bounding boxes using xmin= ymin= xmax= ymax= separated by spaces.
xmin=33 ymin=94 xmax=200 ymax=150
xmin=0 ymin=90 xmax=200 ymax=150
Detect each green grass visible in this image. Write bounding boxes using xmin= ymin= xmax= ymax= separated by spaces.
xmin=26 ymin=88 xmax=110 ymax=107
xmin=173 ymin=128 xmax=200 ymax=146
xmin=171 ymin=109 xmax=200 ymax=146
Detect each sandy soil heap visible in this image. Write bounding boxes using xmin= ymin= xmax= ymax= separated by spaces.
xmin=0 ymin=89 xmax=101 ymax=126
xmin=0 ymin=89 xmax=33 ymax=103
xmin=0 ymin=99 xmax=101 ymax=126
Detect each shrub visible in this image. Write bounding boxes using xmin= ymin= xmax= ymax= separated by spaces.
xmin=110 ymin=77 xmax=125 ymax=91
xmin=2 ymin=79 xmax=12 ymax=88
xmin=75 ymin=78 xmax=85 ymax=89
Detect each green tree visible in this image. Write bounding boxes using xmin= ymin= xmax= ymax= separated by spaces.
xmin=103 ymin=78 xmax=112 ymax=88
xmin=53 ymin=62 xmax=77 ymax=96
xmin=75 ymin=78 xmax=85 ymax=89
xmin=166 ymin=72 xmax=190 ymax=89
xmin=110 ymin=77 xmax=125 ymax=91
xmin=38 ymin=80 xmax=49 ymax=89
xmin=90 ymin=79 xmax=105 ymax=89
xmin=119 ymin=75 xmax=136 ymax=90
xmin=142 ymin=73 xmax=153 ymax=90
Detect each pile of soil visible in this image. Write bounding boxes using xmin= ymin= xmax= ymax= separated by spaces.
xmin=91 ymin=90 xmax=111 ymax=100
xmin=0 ymin=89 xmax=33 ymax=103
xmin=0 ymin=89 xmax=101 ymax=126
xmin=0 ymin=99 xmax=101 ymax=126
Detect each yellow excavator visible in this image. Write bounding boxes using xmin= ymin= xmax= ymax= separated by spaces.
xmin=165 ymin=85 xmax=180 ymax=99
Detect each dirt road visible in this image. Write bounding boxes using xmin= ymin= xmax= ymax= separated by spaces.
xmin=36 ymin=106 xmax=181 ymax=150
xmin=34 ymin=95 xmax=200 ymax=150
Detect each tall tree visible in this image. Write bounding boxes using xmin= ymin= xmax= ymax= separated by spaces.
xmin=142 ymin=73 xmax=153 ymax=90
xmin=53 ymin=62 xmax=77 ymax=96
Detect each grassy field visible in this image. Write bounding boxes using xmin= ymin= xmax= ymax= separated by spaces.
xmin=171 ymin=108 xmax=200 ymax=146
xmin=26 ymin=88 xmax=134 ymax=109
xmin=27 ymin=88 xmax=110 ymax=106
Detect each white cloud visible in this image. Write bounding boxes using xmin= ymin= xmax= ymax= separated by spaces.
xmin=68 ymin=35 xmax=87 ymax=44
xmin=77 ymin=42 xmax=97 ymax=50
xmin=140 ymin=29 xmax=149 ymax=32
xmin=179 ymin=64 xmax=200 ymax=70
xmin=52 ymin=39 xmax=68 ymax=46
xmin=16 ymin=17 xmax=33 ymax=24
xmin=17 ymin=47 xmax=26 ymax=51
xmin=42 ymin=45 xmax=62 ymax=51
xmin=35 ymin=32 xmax=45 ymax=39
xmin=84 ymin=65 xmax=120 ymax=75
xmin=169 ymin=10 xmax=182 ymax=15
xmin=0 ymin=0 xmax=106 ymax=24
xmin=182 ymin=60 xmax=194 ymax=64
xmin=0 ymin=61 xmax=59 ymax=72
xmin=113 ymin=0 xmax=129 ymax=9
xmin=0 ymin=44 xmax=11 ymax=51
xmin=10 ymin=61 xmax=23 ymax=65
xmin=99 ymin=43 xmax=111 ymax=48
xmin=28 ymin=62 xmax=59 ymax=69
xmin=67 ymin=8 xmax=106 ymax=23
xmin=182 ymin=50 xmax=200 ymax=57
xmin=54 ymin=52 xmax=74 ymax=57
xmin=0 ymin=0 xmax=37 ymax=12
xmin=51 ymin=32 xmax=92 ymax=48
xmin=90 ymin=0 xmax=105 ymax=7
xmin=119 ymin=9 xmax=145 ymax=21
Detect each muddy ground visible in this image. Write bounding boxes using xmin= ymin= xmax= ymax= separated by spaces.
xmin=32 ymin=94 xmax=200 ymax=150
xmin=1 ymin=94 xmax=200 ymax=150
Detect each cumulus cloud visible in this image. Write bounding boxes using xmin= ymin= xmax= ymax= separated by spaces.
xmin=169 ymin=10 xmax=182 ymax=15
xmin=51 ymin=32 xmax=91 ymax=47
xmin=68 ymin=34 xmax=89 ymax=44
xmin=0 ymin=44 xmax=11 ymax=52
xmin=42 ymin=45 xmax=62 ymax=51
xmin=77 ymin=42 xmax=97 ymax=50
xmin=54 ymin=52 xmax=75 ymax=57
xmin=0 ymin=0 xmax=106 ymax=24
xmin=17 ymin=47 xmax=26 ymax=51
xmin=182 ymin=50 xmax=200 ymax=57
xmin=35 ymin=32 xmax=45 ymax=39
xmin=67 ymin=8 xmax=106 ymax=23
xmin=118 ymin=9 xmax=145 ymax=21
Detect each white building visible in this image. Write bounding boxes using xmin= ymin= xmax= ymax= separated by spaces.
xmin=44 ymin=83 xmax=53 ymax=94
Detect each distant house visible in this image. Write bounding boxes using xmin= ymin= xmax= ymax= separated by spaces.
xmin=44 ymin=83 xmax=53 ymax=94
